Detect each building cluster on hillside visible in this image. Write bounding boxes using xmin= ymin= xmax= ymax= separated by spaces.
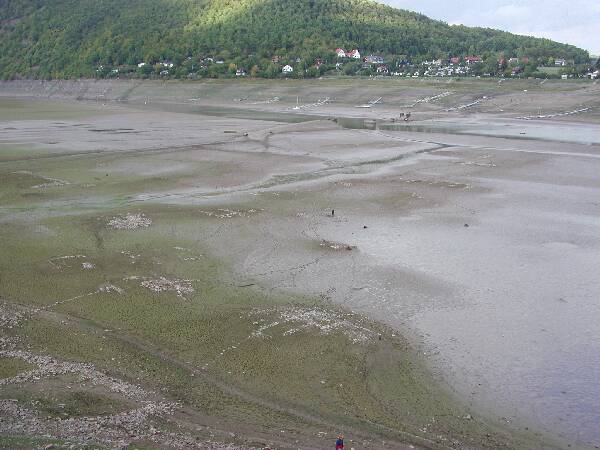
xmin=335 ymin=48 xmax=362 ymax=59
xmin=94 ymin=47 xmax=587 ymax=80
xmin=392 ymin=55 xmax=488 ymax=77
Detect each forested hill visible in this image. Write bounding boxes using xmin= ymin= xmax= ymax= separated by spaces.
xmin=0 ymin=0 xmax=590 ymax=79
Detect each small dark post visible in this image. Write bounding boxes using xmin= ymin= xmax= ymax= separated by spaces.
xmin=331 ymin=209 xmax=335 ymax=217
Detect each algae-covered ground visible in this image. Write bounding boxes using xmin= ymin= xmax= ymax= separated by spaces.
xmin=1 ymin=79 xmax=598 ymax=449
xmin=0 ymin=200 xmax=534 ymax=449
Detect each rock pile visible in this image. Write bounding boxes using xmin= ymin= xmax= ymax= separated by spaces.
xmin=108 ymin=213 xmax=152 ymax=230
xmin=0 ymin=349 xmax=149 ymax=400
xmin=0 ymin=399 xmax=257 ymax=449
xmin=250 ymin=307 xmax=375 ymax=344
xmin=98 ymin=283 xmax=124 ymax=294
xmin=0 ymin=301 xmax=255 ymax=449
xmin=141 ymin=277 xmax=195 ymax=298
xmin=0 ymin=301 xmax=25 ymax=329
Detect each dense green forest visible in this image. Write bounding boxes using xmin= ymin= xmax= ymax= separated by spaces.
xmin=0 ymin=0 xmax=590 ymax=79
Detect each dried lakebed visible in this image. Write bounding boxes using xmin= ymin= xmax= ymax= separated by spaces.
xmin=1 ymin=79 xmax=600 ymax=449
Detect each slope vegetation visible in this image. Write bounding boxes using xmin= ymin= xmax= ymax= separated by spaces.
xmin=0 ymin=0 xmax=589 ymax=79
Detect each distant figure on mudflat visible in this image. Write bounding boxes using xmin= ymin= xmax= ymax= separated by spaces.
xmin=335 ymin=434 xmax=344 ymax=449
xmin=332 ymin=209 xmax=335 ymax=217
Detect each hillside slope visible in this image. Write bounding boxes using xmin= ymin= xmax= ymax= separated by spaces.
xmin=0 ymin=0 xmax=590 ymax=79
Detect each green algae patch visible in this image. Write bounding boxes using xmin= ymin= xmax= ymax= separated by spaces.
xmin=0 ymin=201 xmax=568 ymax=448
xmin=0 ymin=357 xmax=34 ymax=379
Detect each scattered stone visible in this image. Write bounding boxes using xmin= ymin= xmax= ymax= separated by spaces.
xmin=0 ymin=349 xmax=148 ymax=400
xmin=48 ymin=255 xmax=87 ymax=269
xmin=198 ymin=208 xmax=261 ymax=219
xmin=108 ymin=213 xmax=152 ymax=230
xmin=319 ymin=240 xmax=356 ymax=251
xmin=82 ymin=262 xmax=95 ymax=270
xmin=14 ymin=171 xmax=71 ymax=190
xmin=0 ymin=301 xmax=253 ymax=450
xmin=250 ymin=307 xmax=374 ymax=344
xmin=0 ymin=301 xmax=25 ymax=329
xmin=99 ymin=284 xmax=124 ymax=294
xmin=140 ymin=277 xmax=194 ymax=298
xmin=182 ymin=256 xmax=202 ymax=261
xmin=120 ymin=251 xmax=141 ymax=263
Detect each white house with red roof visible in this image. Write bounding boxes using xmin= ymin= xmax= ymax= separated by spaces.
xmin=347 ymin=49 xmax=361 ymax=59
xmin=335 ymin=48 xmax=347 ymax=58
xmin=464 ymin=56 xmax=482 ymax=64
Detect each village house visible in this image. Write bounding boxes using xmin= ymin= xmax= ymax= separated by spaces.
xmin=282 ymin=65 xmax=294 ymax=74
xmin=272 ymin=55 xmax=283 ymax=63
xmin=314 ymin=58 xmax=324 ymax=68
xmin=555 ymin=58 xmax=566 ymax=66
xmin=137 ymin=62 xmax=146 ymax=68
xmin=588 ymin=70 xmax=599 ymax=79
xmin=508 ymin=57 xmax=519 ymax=65
xmin=450 ymin=57 xmax=461 ymax=65
xmin=464 ymin=56 xmax=482 ymax=64
xmin=236 ymin=68 xmax=247 ymax=76
xmin=365 ymin=54 xmax=385 ymax=64
xmin=335 ymin=48 xmax=347 ymax=58
xmin=161 ymin=61 xmax=174 ymax=68
xmin=376 ymin=64 xmax=389 ymax=75
xmin=347 ymin=49 xmax=361 ymax=59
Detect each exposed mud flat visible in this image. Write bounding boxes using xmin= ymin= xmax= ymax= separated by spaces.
xmin=1 ymin=78 xmax=600 ymax=449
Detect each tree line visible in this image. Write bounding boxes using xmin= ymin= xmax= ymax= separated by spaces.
xmin=0 ymin=0 xmax=590 ymax=80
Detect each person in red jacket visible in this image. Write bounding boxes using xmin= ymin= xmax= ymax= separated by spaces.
xmin=335 ymin=434 xmax=344 ymax=449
